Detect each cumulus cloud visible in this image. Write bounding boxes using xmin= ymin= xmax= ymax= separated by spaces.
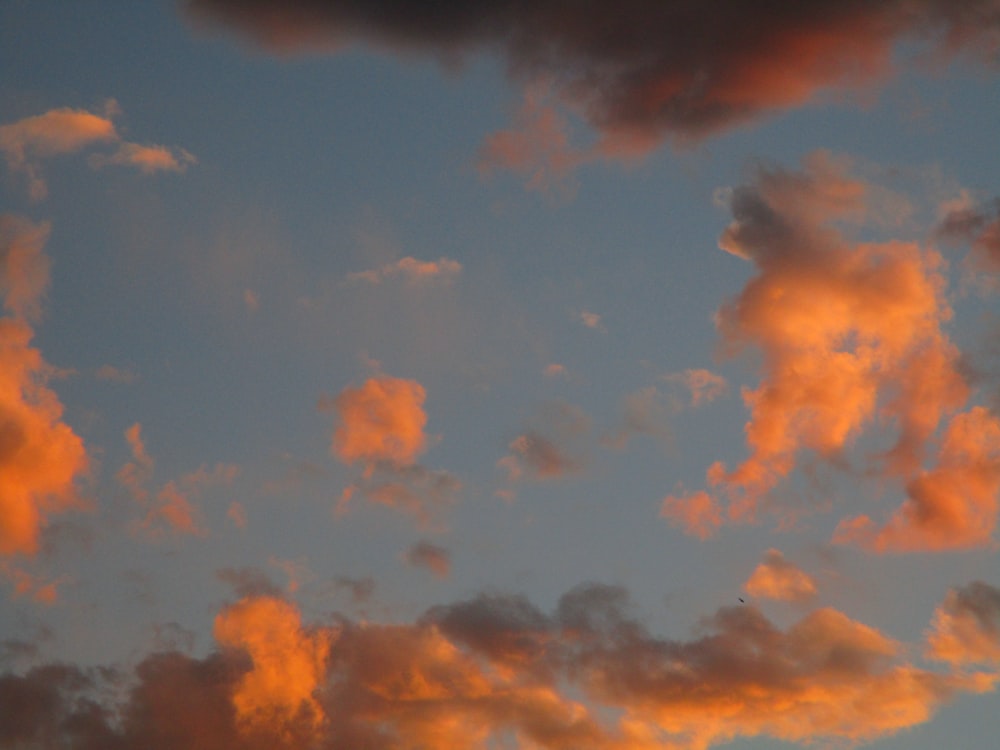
xmin=346 ymin=256 xmax=462 ymax=285
xmin=925 ymin=581 xmax=1000 ymax=667
xmin=0 ymin=104 xmax=195 ymax=199
xmin=0 ymin=216 xmax=87 ymax=556
xmin=0 ymin=586 xmax=994 ymax=749
xmin=744 ymin=548 xmax=818 ymax=602
xmin=328 ymin=374 xmax=460 ymax=524
xmin=185 ymin=0 xmax=1000 ymax=152
xmin=663 ymin=152 xmax=996 ymax=549
xmin=328 ymin=375 xmax=429 ymax=473
xmin=403 ymin=540 xmax=451 ymax=578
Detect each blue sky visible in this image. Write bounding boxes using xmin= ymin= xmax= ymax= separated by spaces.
xmin=2 ymin=2 xmax=1000 ymax=749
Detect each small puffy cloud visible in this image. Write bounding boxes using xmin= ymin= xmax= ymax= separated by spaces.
xmin=744 ymin=549 xmax=818 ymax=602
xmin=346 ymin=256 xmax=462 ymax=286
xmin=543 ymin=363 xmax=567 ymax=378
xmin=226 ymin=501 xmax=247 ymax=529
xmin=580 ymin=311 xmax=602 ymax=330
xmin=0 ymin=106 xmax=117 ymax=199
xmin=925 ymin=581 xmax=1000 ymax=667
xmin=329 ymin=375 xmax=428 ymax=473
xmin=499 ymin=401 xmax=591 ymax=484
xmin=403 ymin=540 xmax=451 ymax=579
xmin=0 ymin=104 xmax=195 ymax=200
xmin=88 ymin=142 xmax=197 ymax=174
xmin=665 ymin=368 xmax=728 ymax=407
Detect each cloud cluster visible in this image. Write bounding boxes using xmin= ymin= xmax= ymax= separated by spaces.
xmin=0 ymin=105 xmax=195 ymax=200
xmin=185 ymin=0 xmax=1000 ymax=151
xmin=0 ymin=216 xmax=86 ymax=556
xmin=1 ymin=583 xmax=994 ymax=749
xmin=664 ymin=152 xmax=999 ymax=550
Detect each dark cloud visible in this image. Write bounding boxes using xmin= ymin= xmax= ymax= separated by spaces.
xmin=402 ymin=540 xmax=451 ymax=578
xmin=936 ymin=198 xmax=1000 ymax=270
xmin=183 ymin=0 xmax=1000 ymax=145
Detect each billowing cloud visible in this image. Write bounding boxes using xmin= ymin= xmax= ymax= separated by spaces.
xmin=664 ymin=152 xmax=991 ymax=547
xmin=403 ymin=540 xmax=451 ymax=578
xmin=346 ymin=256 xmax=462 ymax=285
xmin=925 ymin=581 xmax=1000 ymax=667
xmin=0 ymin=216 xmax=87 ymax=556
xmin=1 ymin=586 xmax=994 ymax=749
xmin=0 ymin=105 xmax=195 ymax=199
xmin=185 ymin=0 xmax=1000 ymax=151
xmin=744 ymin=548 xmax=818 ymax=602
xmin=329 ymin=375 xmax=429 ymax=473
xmin=214 ymin=595 xmax=334 ymax=740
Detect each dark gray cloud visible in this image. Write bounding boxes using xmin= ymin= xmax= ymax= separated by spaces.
xmin=183 ymin=0 xmax=1000 ymax=144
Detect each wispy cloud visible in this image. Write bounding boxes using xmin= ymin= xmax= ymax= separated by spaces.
xmin=346 ymin=256 xmax=462 ymax=286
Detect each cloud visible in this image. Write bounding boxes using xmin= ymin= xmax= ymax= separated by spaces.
xmin=744 ymin=548 xmax=818 ymax=602
xmin=95 ymin=364 xmax=138 ymax=384
xmin=660 ymin=489 xmax=724 ymax=540
xmin=328 ymin=374 xmax=460 ymax=524
xmin=214 ymin=595 xmax=335 ymax=741
xmin=0 ymin=104 xmax=195 ymax=199
xmin=666 ymin=152 xmax=982 ymax=543
xmin=936 ymin=195 xmax=1000 ymax=272
xmin=1 ymin=586 xmax=994 ymax=749
xmin=0 ymin=216 xmax=87 ymax=557
xmin=580 ymin=311 xmax=602 ymax=330
xmin=836 ymin=406 xmax=1000 ymax=551
xmin=88 ymin=142 xmax=197 ymax=174
xmin=185 ymin=0 xmax=1000 ymax=151
xmin=605 ymin=386 xmax=673 ymax=450
xmin=499 ymin=401 xmax=591 ymax=484
xmin=403 ymin=540 xmax=451 ymax=578
xmin=116 ymin=423 xmax=237 ymax=538
xmin=0 ymin=562 xmax=64 ymax=604
xmin=925 ymin=581 xmax=1000 ymax=667
xmin=664 ymin=368 xmax=728 ymax=407
xmin=346 ymin=256 xmax=462 ymax=285
xmin=328 ymin=375 xmax=429 ymax=473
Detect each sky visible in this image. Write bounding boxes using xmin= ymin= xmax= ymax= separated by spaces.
xmin=2 ymin=1 xmax=1000 ymax=748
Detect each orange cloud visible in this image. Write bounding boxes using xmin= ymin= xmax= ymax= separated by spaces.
xmin=1 ymin=587 xmax=995 ymax=749
xmin=744 ymin=548 xmax=818 ymax=602
xmin=0 ymin=561 xmax=64 ymax=604
xmin=0 ymin=216 xmax=87 ymax=556
xmin=330 ymin=375 xmax=428 ymax=473
xmin=88 ymin=142 xmax=197 ymax=173
xmin=660 ymin=489 xmax=723 ymax=540
xmin=669 ymin=153 xmax=984 ymax=544
xmin=403 ymin=540 xmax=451 ymax=578
xmin=0 ymin=106 xmax=117 ymax=199
xmin=346 ymin=256 xmax=462 ymax=285
xmin=836 ymin=406 xmax=1000 ymax=551
xmin=925 ymin=581 xmax=1000 ymax=667
xmin=116 ymin=423 xmax=237 ymax=538
xmin=186 ymin=1 xmax=1000 ymax=148
xmin=214 ymin=595 xmax=334 ymax=740
xmin=0 ymin=104 xmax=195 ymax=199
